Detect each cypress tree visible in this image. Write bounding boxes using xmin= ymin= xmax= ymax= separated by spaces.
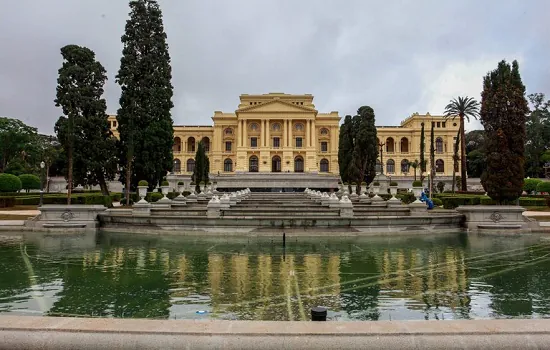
xmin=351 ymin=106 xmax=378 ymax=190
xmin=338 ymin=115 xmax=354 ymax=183
xmin=419 ymin=122 xmax=426 ymax=183
xmin=480 ymin=60 xmax=529 ymax=203
xmin=54 ymin=45 xmax=116 ymax=202
xmin=116 ymin=0 xmax=174 ymax=201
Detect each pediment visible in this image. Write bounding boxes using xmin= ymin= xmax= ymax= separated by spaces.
xmin=236 ymin=99 xmax=317 ymax=114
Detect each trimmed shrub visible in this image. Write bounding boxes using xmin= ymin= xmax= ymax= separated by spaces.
xmin=110 ymin=192 xmax=122 ymax=202
xmin=138 ymin=180 xmax=148 ymax=186
xmin=177 ymin=181 xmax=184 ymax=186
xmin=432 ymin=198 xmax=443 ymax=207
xmin=412 ymin=180 xmax=422 ymax=187
xmin=440 ymin=196 xmax=482 ymax=209
xmin=19 ymin=174 xmax=40 ymax=192
xmin=161 ymin=180 xmax=169 ymax=186
xmin=524 ymin=178 xmax=543 ymax=194
xmin=397 ymin=192 xmax=415 ymax=204
xmin=373 ymin=182 xmax=380 ymax=186
xmin=390 ymin=181 xmax=398 ymax=186
xmin=536 ymin=181 xmax=550 ymax=194
xmin=0 ymin=173 xmax=22 ymax=192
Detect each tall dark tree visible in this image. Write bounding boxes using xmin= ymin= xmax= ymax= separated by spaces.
xmin=444 ymin=96 xmax=480 ymax=191
xmin=54 ymin=47 xmax=117 ymax=195
xmin=351 ymin=106 xmax=378 ymax=190
xmin=480 ymin=60 xmax=529 ymax=203
xmin=116 ymin=0 xmax=174 ymax=202
xmin=0 ymin=117 xmax=38 ymax=173
xmin=429 ymin=121 xmax=435 ymax=198
xmin=55 ymin=45 xmax=112 ymax=203
xmin=338 ymin=115 xmax=355 ymax=183
xmin=192 ymin=141 xmax=209 ymax=192
xmin=419 ymin=122 xmax=426 ymax=182
xmin=452 ymin=130 xmax=460 ymax=193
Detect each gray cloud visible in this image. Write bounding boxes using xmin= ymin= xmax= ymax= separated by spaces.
xmin=1 ymin=0 xmax=549 ymax=134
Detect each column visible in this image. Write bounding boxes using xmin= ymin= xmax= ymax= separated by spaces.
xmin=266 ymin=119 xmax=271 ymax=148
xmin=260 ymin=120 xmax=265 ymax=148
xmin=239 ymin=120 xmax=243 ymax=147
xmin=243 ymin=119 xmax=248 ymax=148
xmin=311 ymin=119 xmax=316 ymax=151
xmin=288 ymin=119 xmax=293 ymax=148
xmin=283 ymin=119 xmax=287 ymax=147
xmin=306 ymin=120 xmax=311 ymax=147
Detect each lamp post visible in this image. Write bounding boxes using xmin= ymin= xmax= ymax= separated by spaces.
xmin=39 ymin=161 xmax=45 ymax=207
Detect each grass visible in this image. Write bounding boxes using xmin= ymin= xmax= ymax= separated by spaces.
xmin=0 ymin=205 xmax=38 ymax=212
xmin=523 ymin=206 xmax=550 ymax=212
xmin=0 ymin=214 xmax=35 ymax=220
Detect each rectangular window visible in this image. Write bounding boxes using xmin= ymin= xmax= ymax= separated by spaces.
xmin=321 ymin=141 xmax=328 ymax=152
xmin=273 ymin=137 xmax=280 ymax=148
xmin=251 ymin=137 xmax=257 ymax=148
xmin=437 ymin=122 xmax=440 ymax=127
xmin=432 ymin=122 xmax=435 ymax=128
xmin=225 ymin=141 xmax=232 ymax=152
xmin=442 ymin=122 xmax=446 ymax=128
xmin=296 ymin=137 xmax=303 ymax=148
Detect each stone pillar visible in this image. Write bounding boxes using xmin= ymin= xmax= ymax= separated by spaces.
xmin=288 ymin=119 xmax=293 ymax=148
xmin=306 ymin=119 xmax=311 ymax=147
xmin=339 ymin=195 xmax=354 ymax=218
xmin=207 ymin=196 xmax=222 ymax=218
xmin=311 ymin=119 xmax=316 ymax=150
xmin=266 ymin=119 xmax=271 ymax=148
xmin=283 ymin=119 xmax=287 ymax=147
xmin=261 ymin=120 xmax=265 ymax=147
xmin=243 ymin=119 xmax=248 ymax=148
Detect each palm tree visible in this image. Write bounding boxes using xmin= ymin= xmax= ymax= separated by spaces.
xmin=410 ymin=159 xmax=419 ymax=181
xmin=444 ymin=96 xmax=480 ymax=191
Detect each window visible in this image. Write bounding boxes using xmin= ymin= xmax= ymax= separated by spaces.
xmin=249 ymin=156 xmax=258 ymax=172
xmin=272 ymin=123 xmax=281 ymax=131
xmin=224 ymin=159 xmax=233 ymax=172
xmin=225 ymin=141 xmax=232 ymax=152
xmin=295 ymin=123 xmax=304 ymax=131
xmin=432 ymin=122 xmax=435 ymax=128
xmin=320 ymin=128 xmax=329 ymax=135
xmin=186 ymin=159 xmax=195 ymax=172
xmin=400 ymin=137 xmax=409 ymax=153
xmin=173 ymin=159 xmax=181 ymax=173
xmin=320 ymin=159 xmax=329 ymax=172
xmin=437 ymin=122 xmax=440 ymax=127
xmin=173 ymin=137 xmax=181 ymax=153
xmin=201 ymin=137 xmax=210 ymax=152
xmin=386 ymin=159 xmax=395 ymax=173
xmin=442 ymin=122 xmax=446 ymax=128
xmin=273 ymin=137 xmax=280 ymax=148
xmin=249 ymin=123 xmax=259 ymax=131
xmin=294 ymin=156 xmax=304 ymax=172
xmin=321 ymin=141 xmax=328 ymax=152
xmin=386 ymin=138 xmax=395 ymax=153
xmin=296 ymin=137 xmax=303 ymax=148
xmin=271 ymin=156 xmax=281 ymax=172
xmin=436 ymin=137 xmax=443 ymax=153
xmin=251 ymin=137 xmax=258 ymax=148
xmin=113 ymin=121 xmax=117 ymax=127
xmin=401 ymin=159 xmax=409 ymax=173
xmin=224 ymin=128 xmax=233 ymax=135
xmin=436 ymin=159 xmax=445 ymax=173
xmin=187 ymin=137 xmax=195 ymax=152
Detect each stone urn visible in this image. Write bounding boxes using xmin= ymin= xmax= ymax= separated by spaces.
xmin=411 ymin=186 xmax=423 ymax=204
xmin=372 ymin=184 xmax=380 ymax=195
xmin=137 ymin=186 xmax=148 ymax=203
xmin=174 ymin=183 xmax=186 ymax=201
xmin=389 ymin=185 xmax=398 ymax=198
xmin=361 ymin=183 xmax=367 ymax=195
xmin=161 ymin=185 xmax=170 ymax=200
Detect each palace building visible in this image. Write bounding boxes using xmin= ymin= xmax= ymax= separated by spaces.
xmin=107 ymin=93 xmax=461 ymax=182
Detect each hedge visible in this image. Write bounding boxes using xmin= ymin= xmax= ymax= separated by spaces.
xmin=0 ymin=174 xmax=22 ymax=192
xmin=432 ymin=198 xmax=443 ymax=207
xmin=19 ymin=174 xmax=40 ymax=191
xmin=14 ymin=193 xmax=113 ymax=207
xmin=439 ymin=195 xmax=548 ymax=209
xmin=0 ymin=197 xmax=15 ymax=208
xmin=524 ymin=178 xmax=543 ymax=194
xmin=537 ymin=181 xmax=550 ymax=194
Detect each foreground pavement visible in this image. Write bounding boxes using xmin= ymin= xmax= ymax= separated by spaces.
xmin=0 ymin=316 xmax=549 ymax=350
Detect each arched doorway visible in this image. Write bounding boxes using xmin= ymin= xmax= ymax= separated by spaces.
xmin=249 ymin=156 xmax=258 ymax=172
xmin=294 ymin=156 xmax=304 ymax=173
xmin=272 ymin=156 xmax=281 ymax=172
xmin=320 ymin=158 xmax=329 ymax=172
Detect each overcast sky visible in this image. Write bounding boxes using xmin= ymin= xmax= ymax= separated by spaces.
xmin=1 ymin=0 xmax=549 ymax=135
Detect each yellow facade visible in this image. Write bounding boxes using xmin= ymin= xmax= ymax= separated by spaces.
xmin=107 ymin=93 xmax=461 ymax=178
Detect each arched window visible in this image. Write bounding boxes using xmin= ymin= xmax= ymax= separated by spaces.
xmin=187 ymin=137 xmax=195 ymax=153
xmin=436 ymin=137 xmax=443 ymax=153
xmin=224 ymin=128 xmax=233 ymax=135
xmin=401 ymin=159 xmax=409 ymax=173
xmin=295 ymin=123 xmax=304 ymax=131
xmin=201 ymin=137 xmax=210 ymax=153
xmin=294 ymin=156 xmax=304 ymax=172
xmin=224 ymin=158 xmax=233 ymax=172
xmin=249 ymin=123 xmax=259 ymax=131
xmin=186 ymin=159 xmax=195 ymax=172
xmin=386 ymin=159 xmax=395 ymax=173
xmin=271 ymin=156 xmax=281 ymax=172
xmin=173 ymin=158 xmax=181 ymax=173
xmin=400 ymin=137 xmax=409 ymax=153
xmin=271 ymin=123 xmax=281 ymax=131
xmin=320 ymin=128 xmax=329 ymax=135
xmin=386 ymin=138 xmax=395 ymax=153
xmin=173 ymin=137 xmax=181 ymax=153
xmin=376 ymin=159 xmax=382 ymax=174
xmin=320 ymin=158 xmax=329 ymax=172
xmin=249 ymin=156 xmax=258 ymax=172
xmin=436 ymin=159 xmax=445 ymax=173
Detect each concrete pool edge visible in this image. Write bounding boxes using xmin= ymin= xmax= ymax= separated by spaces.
xmin=1 ymin=316 xmax=550 ymax=350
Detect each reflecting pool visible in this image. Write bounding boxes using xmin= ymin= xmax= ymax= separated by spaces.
xmin=1 ymin=232 xmax=550 ymax=321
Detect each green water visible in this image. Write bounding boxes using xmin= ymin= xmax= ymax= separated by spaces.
xmin=1 ymin=232 xmax=550 ymax=321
